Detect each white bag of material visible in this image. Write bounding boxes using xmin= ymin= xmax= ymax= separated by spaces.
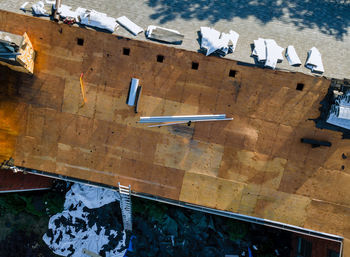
xmin=117 ymin=16 xmax=143 ymax=36
xmin=32 ymin=1 xmax=49 ymax=16
xmin=79 ymin=9 xmax=118 ymax=33
xmin=146 ymin=25 xmax=184 ymax=44
xmin=58 ymin=5 xmax=78 ymax=19
xmin=200 ymin=27 xmax=239 ymax=56
xmin=264 ymin=39 xmax=284 ymax=69
xmin=252 ymin=38 xmax=266 ymax=62
xmin=285 ymin=45 xmax=301 ymax=66
xmin=305 ymin=47 xmax=324 ymax=73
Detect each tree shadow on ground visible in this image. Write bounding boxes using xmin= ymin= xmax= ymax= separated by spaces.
xmin=147 ymin=0 xmax=350 ymax=40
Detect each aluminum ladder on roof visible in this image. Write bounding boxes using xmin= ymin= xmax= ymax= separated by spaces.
xmin=118 ymin=183 xmax=132 ymax=231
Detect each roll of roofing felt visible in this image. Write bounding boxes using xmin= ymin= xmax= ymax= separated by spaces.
xmin=127 ymin=78 xmax=139 ymax=106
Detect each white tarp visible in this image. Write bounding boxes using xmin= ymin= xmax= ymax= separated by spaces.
xmin=43 ymin=183 xmax=126 ymax=257
xmin=65 ymin=183 xmax=120 ymax=209
xmin=305 ymin=47 xmax=324 ymax=73
xmin=285 ymin=45 xmax=301 ymax=66
xmin=78 ymin=9 xmax=118 ymax=32
xmin=200 ymin=27 xmax=239 ymax=56
xmin=117 ymin=16 xmax=143 ymax=36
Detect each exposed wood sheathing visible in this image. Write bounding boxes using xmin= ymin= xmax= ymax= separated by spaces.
xmin=0 ymin=11 xmax=349 ymax=250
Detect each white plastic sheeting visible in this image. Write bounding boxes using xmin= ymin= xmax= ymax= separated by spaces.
xmin=305 ymin=47 xmax=324 ymax=73
xmin=117 ymin=16 xmax=143 ymax=36
xmin=200 ymin=27 xmax=239 ymax=56
xmin=66 ymin=183 xmax=120 ymax=209
xmin=78 ymin=9 xmax=118 ymax=32
xmin=43 ymin=183 xmax=126 ymax=257
xmin=285 ymin=45 xmax=301 ymax=66
xmin=253 ymin=38 xmax=284 ymax=69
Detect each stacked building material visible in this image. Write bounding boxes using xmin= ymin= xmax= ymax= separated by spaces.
xmin=200 ymin=27 xmax=239 ymax=56
xmin=253 ymin=38 xmax=284 ymax=69
xmin=305 ymin=47 xmax=324 ymax=73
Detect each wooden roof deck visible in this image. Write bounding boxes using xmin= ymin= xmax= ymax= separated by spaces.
xmin=0 ymin=11 xmax=349 ymax=253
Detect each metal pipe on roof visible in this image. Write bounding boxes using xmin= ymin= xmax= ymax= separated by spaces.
xmin=139 ymin=114 xmax=226 ymax=123
xmin=147 ymin=118 xmax=233 ymax=127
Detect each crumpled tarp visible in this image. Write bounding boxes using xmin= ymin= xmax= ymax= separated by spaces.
xmin=43 ymin=183 xmax=126 ymax=257
xmin=200 ymin=27 xmax=239 ymax=56
xmin=305 ymin=47 xmax=324 ymax=73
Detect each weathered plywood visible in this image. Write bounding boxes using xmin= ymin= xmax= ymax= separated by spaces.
xmin=0 ymin=11 xmax=349 ymax=248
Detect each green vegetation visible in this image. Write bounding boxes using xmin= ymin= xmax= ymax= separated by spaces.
xmin=0 ymin=190 xmax=64 ymax=218
xmin=226 ymin=219 xmax=248 ymax=241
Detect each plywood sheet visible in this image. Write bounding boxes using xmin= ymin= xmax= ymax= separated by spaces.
xmin=0 ymin=11 xmax=348 ymax=248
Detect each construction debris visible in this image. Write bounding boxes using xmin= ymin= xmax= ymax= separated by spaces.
xmin=31 ymin=1 xmax=51 ymax=16
xmin=134 ymin=85 xmax=142 ymax=113
xmin=327 ymin=90 xmax=350 ymax=130
xmin=200 ymin=27 xmax=239 ymax=56
xmin=146 ymin=26 xmax=184 ymax=44
xmin=117 ymin=16 xmax=143 ymax=36
xmin=78 ymin=9 xmax=118 ymax=32
xmin=58 ymin=4 xmax=79 ymax=20
xmin=285 ymin=45 xmax=301 ymax=66
xmin=0 ymin=31 xmax=35 ymax=74
xmin=253 ymin=38 xmax=284 ymax=69
xmin=305 ymin=47 xmax=324 ymax=73
xmin=43 ymin=183 xmax=126 ymax=257
xmin=127 ymin=78 xmax=140 ymax=106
